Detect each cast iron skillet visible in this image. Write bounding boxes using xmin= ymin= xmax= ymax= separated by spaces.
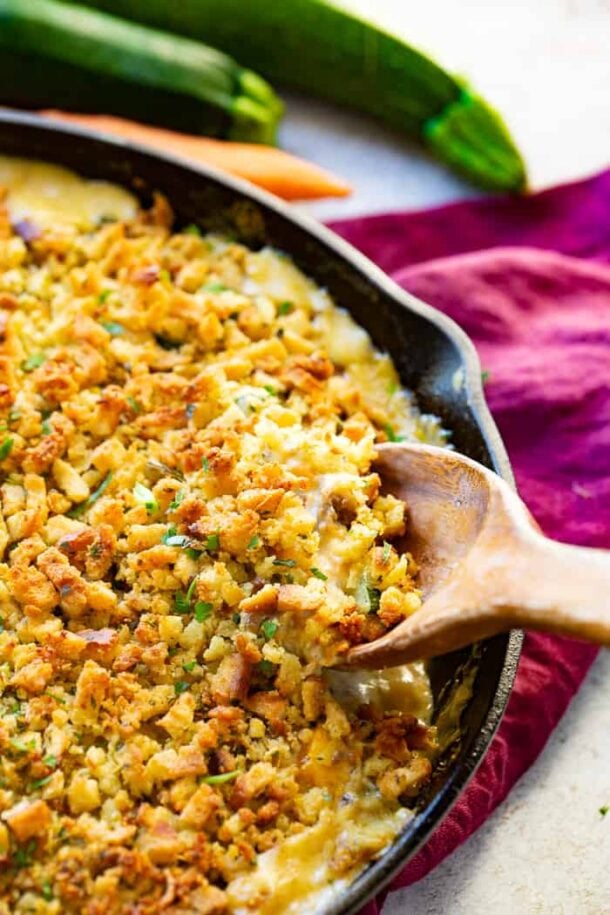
xmin=0 ymin=109 xmax=522 ymax=913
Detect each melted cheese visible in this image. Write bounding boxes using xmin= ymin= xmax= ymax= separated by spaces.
xmin=0 ymin=155 xmax=137 ymax=227
xmin=227 ymin=805 xmax=409 ymax=915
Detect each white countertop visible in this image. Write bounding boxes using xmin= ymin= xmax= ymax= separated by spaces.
xmin=282 ymin=2 xmax=610 ymax=911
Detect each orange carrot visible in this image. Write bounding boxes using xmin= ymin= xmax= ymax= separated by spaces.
xmin=40 ymin=111 xmax=351 ymax=201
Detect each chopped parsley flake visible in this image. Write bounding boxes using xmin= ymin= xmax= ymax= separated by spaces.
xmin=174 ymin=681 xmax=189 ymax=695
xmin=30 ymin=774 xmax=53 ymax=791
xmin=203 ymin=281 xmax=228 ymax=293
xmin=247 ymin=535 xmax=260 ymax=550
xmin=0 ymin=437 xmax=13 ymax=460
xmin=21 ymin=353 xmax=45 ymax=373
xmin=194 ymin=601 xmax=213 ymax=623
xmin=206 ymin=533 xmax=220 ymax=552
xmin=101 ymin=321 xmax=124 ymax=336
xmin=13 ymin=838 xmax=37 ymax=869
xmin=98 ymin=289 xmax=112 ymax=303
xmin=41 ymin=880 xmax=53 ymax=901
xmin=41 ymin=418 xmax=52 ymax=436
xmin=600 ymin=805 xmax=609 ymax=817
xmin=277 ymin=300 xmax=293 ymax=316
xmin=260 ymin=619 xmax=278 ymax=640
xmin=202 ymin=770 xmax=239 ymax=785
xmin=127 ymin=396 xmax=141 ymax=413
xmin=257 ymin=659 xmax=275 ymax=677
xmin=174 ymin=592 xmax=190 ymax=614
xmin=42 ymin=755 xmax=57 ymax=768
xmin=311 ymin=567 xmax=327 ymax=581
xmin=273 ymin=558 xmax=295 ymax=568
xmin=382 ymin=541 xmax=391 ymax=563
xmin=133 ymin=482 xmax=159 ymax=515
xmin=169 ymin=490 xmax=185 ymax=511
xmin=182 ymin=661 xmax=196 ymax=672
xmin=68 ymin=471 xmax=112 ymax=518
xmin=201 ymin=456 xmax=210 ymax=473
xmin=186 ymin=576 xmax=199 ymax=603
xmin=383 ymin=423 xmax=404 ymax=443
xmin=183 ymin=223 xmax=202 ymax=236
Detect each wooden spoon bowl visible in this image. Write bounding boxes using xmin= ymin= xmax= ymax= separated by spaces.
xmin=346 ymin=443 xmax=610 ymax=669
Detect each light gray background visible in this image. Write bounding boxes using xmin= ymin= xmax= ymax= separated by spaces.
xmin=281 ymin=2 xmax=610 ymax=912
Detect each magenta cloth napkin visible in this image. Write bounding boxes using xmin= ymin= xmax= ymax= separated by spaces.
xmin=328 ymin=171 xmax=610 ymax=910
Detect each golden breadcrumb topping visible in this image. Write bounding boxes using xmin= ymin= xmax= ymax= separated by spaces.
xmin=0 ymin=189 xmax=444 ymax=914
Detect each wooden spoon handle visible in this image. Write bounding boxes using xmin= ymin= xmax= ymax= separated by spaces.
xmin=499 ymin=532 xmax=610 ymax=643
xmin=346 ymin=531 xmax=610 ymax=668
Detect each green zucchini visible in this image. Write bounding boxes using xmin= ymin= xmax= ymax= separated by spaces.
xmin=0 ymin=0 xmax=283 ymax=143
xmin=64 ymin=0 xmax=526 ymax=191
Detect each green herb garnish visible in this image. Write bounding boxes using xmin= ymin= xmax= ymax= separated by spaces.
xmin=42 ymin=755 xmax=57 ymax=768
xmin=0 ymin=437 xmax=13 ymax=460
xmin=174 ymin=592 xmax=190 ymax=614
xmin=600 ymin=805 xmax=609 ymax=817
xmin=174 ymin=681 xmax=189 ymax=695
xmin=311 ymin=567 xmax=327 ymax=581
xmin=203 ymin=281 xmax=228 ymax=293
xmin=263 ymin=385 xmax=276 ymax=396
xmin=127 ymin=396 xmax=141 ymax=414
xmin=182 ymin=661 xmax=196 ymax=672
xmin=68 ymin=472 xmax=113 ymax=518
xmin=201 ymin=456 xmax=210 ymax=473
xmin=21 ymin=353 xmax=45 ymax=372
xmin=41 ymin=880 xmax=53 ymax=901
xmin=169 ymin=490 xmax=185 ymax=511
xmin=8 ymin=408 xmax=21 ymax=424
xmin=194 ymin=601 xmax=213 ymax=623
xmin=185 ymin=547 xmax=203 ymax=560
xmin=277 ymin=300 xmax=293 ymax=316
xmin=206 ymin=533 xmax=220 ymax=552
xmin=30 ymin=774 xmax=53 ymax=791
xmin=257 ymin=659 xmax=275 ymax=677
xmin=186 ymin=576 xmax=199 ymax=603
xmin=101 ymin=321 xmax=124 ymax=336
xmin=98 ymin=289 xmax=112 ymax=303
xmin=247 ymin=535 xmax=260 ymax=550
xmin=202 ymin=770 xmax=239 ymax=785
xmin=183 ymin=223 xmax=202 ymax=236
xmin=273 ymin=558 xmax=295 ymax=568
xmin=382 ymin=541 xmax=391 ymax=563
xmin=41 ymin=418 xmax=52 ymax=436
xmin=383 ymin=423 xmax=404 ymax=443
xmin=133 ymin=482 xmax=159 ymax=515
xmin=13 ymin=839 xmax=37 ymax=869
xmin=355 ymin=578 xmax=381 ymax=614
xmin=260 ymin=619 xmax=278 ymax=640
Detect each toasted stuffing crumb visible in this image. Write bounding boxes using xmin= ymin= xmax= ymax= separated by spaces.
xmin=0 ymin=186 xmax=445 ymax=914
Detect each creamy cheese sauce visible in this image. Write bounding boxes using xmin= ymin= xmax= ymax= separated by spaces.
xmin=227 ymin=806 xmax=410 ymax=915
xmin=0 ymin=155 xmax=137 ymax=227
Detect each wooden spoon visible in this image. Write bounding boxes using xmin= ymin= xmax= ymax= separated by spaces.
xmin=346 ymin=443 xmax=610 ymax=669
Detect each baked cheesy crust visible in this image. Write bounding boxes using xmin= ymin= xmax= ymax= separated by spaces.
xmin=0 ymin=192 xmax=443 ymax=914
